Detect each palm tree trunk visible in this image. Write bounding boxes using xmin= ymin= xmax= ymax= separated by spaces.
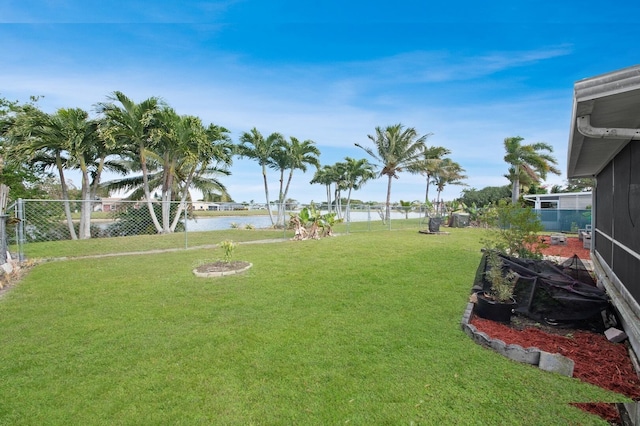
xmin=346 ymin=185 xmax=353 ymax=222
xmin=161 ymin=162 xmax=174 ymax=234
xmin=325 ymin=184 xmax=331 ymax=213
xmin=425 ymin=174 xmax=431 ymax=205
xmin=170 ymin=168 xmax=196 ymax=232
xmin=512 ymin=165 xmax=520 ymax=204
xmin=140 ymin=145 xmax=163 ymax=233
xmin=280 ymin=169 xmax=294 ymax=227
xmin=78 ymin=165 xmax=92 ymax=239
xmin=385 ymin=175 xmax=393 ymax=224
xmin=56 ymin=154 xmax=77 ymax=240
xmin=261 ymin=164 xmax=275 ymax=226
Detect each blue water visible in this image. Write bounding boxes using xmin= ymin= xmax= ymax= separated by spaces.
xmin=186 ymin=216 xmax=275 ymax=231
xmin=184 ymin=211 xmax=424 ymax=232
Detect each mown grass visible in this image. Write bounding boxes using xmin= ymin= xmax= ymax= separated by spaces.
xmin=0 ymin=228 xmax=619 ymax=424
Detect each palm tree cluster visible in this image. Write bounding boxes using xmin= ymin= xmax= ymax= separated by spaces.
xmin=356 ymin=123 xmax=467 ymax=222
xmin=2 ymin=94 xmax=472 ymax=239
xmin=237 ymin=128 xmax=320 ymax=227
xmin=310 ymin=157 xmax=377 ymax=219
xmin=2 ymin=92 xmax=234 ymax=237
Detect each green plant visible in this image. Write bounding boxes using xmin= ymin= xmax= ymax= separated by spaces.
xmin=481 ymin=199 xmax=546 ymax=259
xmin=244 ymin=223 xmax=255 ymax=230
xmin=229 ymin=222 xmax=240 ymax=229
xmin=219 ymin=239 xmax=236 ymax=262
xmin=289 ymin=203 xmax=343 ymax=240
xmin=485 ymin=251 xmax=518 ymax=302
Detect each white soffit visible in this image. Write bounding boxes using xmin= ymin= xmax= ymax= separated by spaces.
xmin=567 ymin=65 xmax=640 ymax=178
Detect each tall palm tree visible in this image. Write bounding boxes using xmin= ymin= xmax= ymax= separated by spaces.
xmin=97 ymin=91 xmax=167 ymax=232
xmin=341 ymin=157 xmax=376 ymax=217
xmin=431 ymin=158 xmax=467 ymax=215
xmin=409 ymin=145 xmax=450 ymax=205
xmin=102 ymin=112 xmax=233 ymax=233
xmin=7 ymin=105 xmax=77 ymax=238
xmin=238 ymin=128 xmax=285 ymax=226
xmin=356 ymin=123 xmax=428 ymax=223
xmin=503 ymin=136 xmax=560 ymax=203
xmin=8 ymin=106 xmax=118 ymax=239
xmin=163 ymin=115 xmax=233 ymax=232
xmin=272 ymin=136 xmax=320 ymax=226
xmin=310 ymin=165 xmax=337 ymax=212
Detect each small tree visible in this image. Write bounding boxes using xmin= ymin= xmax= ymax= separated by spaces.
xmin=481 ymin=200 xmax=545 ymax=259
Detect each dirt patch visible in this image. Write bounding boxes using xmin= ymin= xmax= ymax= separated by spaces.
xmin=194 ymin=260 xmax=251 ymax=274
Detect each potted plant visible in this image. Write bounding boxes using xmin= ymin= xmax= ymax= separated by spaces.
xmin=474 ymin=251 xmax=519 ymax=323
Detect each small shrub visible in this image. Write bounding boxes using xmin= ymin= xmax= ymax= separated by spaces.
xmin=219 ymin=240 xmax=236 ymax=263
xmin=485 ymin=251 xmax=518 ymax=302
xmin=481 ymin=200 xmax=545 ymax=259
xmin=245 ymin=224 xmax=255 ymax=230
xmin=229 ymin=222 xmax=239 ymax=229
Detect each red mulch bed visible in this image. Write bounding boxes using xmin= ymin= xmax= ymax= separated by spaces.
xmin=471 ymin=237 xmax=640 ymax=424
xmin=538 ymin=234 xmax=591 ymax=260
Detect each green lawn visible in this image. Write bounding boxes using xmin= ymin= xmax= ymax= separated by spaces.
xmin=0 ymin=228 xmax=619 ymax=424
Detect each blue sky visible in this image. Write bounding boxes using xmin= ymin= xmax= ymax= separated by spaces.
xmin=1 ymin=1 xmax=639 ymax=204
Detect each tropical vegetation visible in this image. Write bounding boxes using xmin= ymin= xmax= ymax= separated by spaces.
xmin=503 ymin=136 xmax=560 ymax=203
xmin=356 ymin=124 xmax=430 ymax=223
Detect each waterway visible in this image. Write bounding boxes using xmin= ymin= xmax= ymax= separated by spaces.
xmin=184 ymin=211 xmax=425 ymax=232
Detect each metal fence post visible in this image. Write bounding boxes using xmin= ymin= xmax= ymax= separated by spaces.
xmin=184 ymin=205 xmax=188 ymax=249
xmin=17 ymin=199 xmax=25 ymax=262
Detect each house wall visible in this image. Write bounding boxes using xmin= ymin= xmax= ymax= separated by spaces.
xmin=593 ymin=140 xmax=640 ymax=355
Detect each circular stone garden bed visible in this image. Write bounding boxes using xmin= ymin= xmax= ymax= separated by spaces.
xmin=192 ymin=261 xmax=252 ymax=278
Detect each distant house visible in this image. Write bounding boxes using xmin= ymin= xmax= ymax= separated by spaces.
xmin=523 ymin=192 xmax=592 ymax=210
xmin=567 ymin=65 xmax=640 ymax=358
xmin=523 ymin=192 xmax=592 ymax=232
xmin=95 ymin=197 xmax=124 ymax=212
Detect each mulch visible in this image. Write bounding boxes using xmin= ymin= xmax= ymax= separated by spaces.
xmin=471 ymin=236 xmax=640 ymax=424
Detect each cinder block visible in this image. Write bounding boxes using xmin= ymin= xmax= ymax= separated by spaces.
xmin=604 ymin=327 xmax=628 ymax=343
xmin=538 ymin=351 xmax=574 ymax=377
xmin=550 ymin=234 xmax=567 ymax=245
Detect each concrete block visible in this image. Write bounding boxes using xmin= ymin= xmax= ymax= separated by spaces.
xmin=462 ymin=323 xmax=477 ymax=338
xmin=472 ymin=331 xmax=492 ymax=347
xmin=490 ymin=339 xmax=507 ymax=352
xmin=504 ymin=344 xmax=542 ymax=365
xmin=605 ymin=327 xmax=628 ymax=343
xmin=550 ymin=234 xmax=567 ymax=246
xmin=538 ymin=351 xmax=574 ymax=377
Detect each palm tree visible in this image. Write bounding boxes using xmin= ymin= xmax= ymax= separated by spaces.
xmin=341 ymin=157 xmax=376 ymax=218
xmin=409 ymin=145 xmax=450 ymax=205
xmin=238 ymin=128 xmax=285 ymax=226
xmin=356 ymin=124 xmax=428 ymax=223
xmin=8 ymin=106 xmax=119 ymax=239
xmin=7 ymin=105 xmax=78 ymax=238
xmin=503 ymin=136 xmax=560 ymax=203
xmin=97 ymin=91 xmax=167 ymax=232
xmin=431 ymin=158 xmax=467 ymax=215
xmin=310 ymin=165 xmax=337 ymax=212
xmin=102 ymin=111 xmax=233 ymax=233
xmin=272 ymin=136 xmax=320 ymax=226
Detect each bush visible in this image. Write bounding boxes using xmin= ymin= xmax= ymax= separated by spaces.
xmin=481 ymin=200 xmax=545 ymax=259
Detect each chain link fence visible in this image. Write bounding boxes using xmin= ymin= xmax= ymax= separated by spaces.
xmin=3 ymin=199 xmax=453 ymax=260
